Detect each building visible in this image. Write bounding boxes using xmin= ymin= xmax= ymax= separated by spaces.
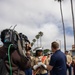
xmin=70 ymin=45 xmax=75 ymax=57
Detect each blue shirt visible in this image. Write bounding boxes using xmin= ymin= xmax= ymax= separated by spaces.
xmin=49 ymin=50 xmax=67 ymax=75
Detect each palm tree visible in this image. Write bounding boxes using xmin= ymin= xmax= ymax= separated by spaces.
xmin=32 ymin=39 xmax=36 ymax=43
xmin=55 ymin=0 xmax=66 ymax=52
xmin=32 ymin=39 xmax=36 ymax=47
xmin=31 ymin=42 xmax=34 ymax=47
xmin=70 ymin=0 xmax=75 ymax=45
xmin=39 ymin=31 xmax=43 ymax=47
xmin=35 ymin=34 xmax=40 ymax=47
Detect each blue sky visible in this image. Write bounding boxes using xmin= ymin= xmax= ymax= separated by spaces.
xmin=0 ymin=0 xmax=75 ymax=52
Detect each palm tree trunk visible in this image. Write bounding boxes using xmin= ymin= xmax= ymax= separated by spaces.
xmin=60 ymin=1 xmax=66 ymax=51
xmin=40 ymin=37 xmax=42 ymax=47
xmin=37 ymin=39 xmax=38 ymax=47
xmin=70 ymin=0 xmax=75 ymax=45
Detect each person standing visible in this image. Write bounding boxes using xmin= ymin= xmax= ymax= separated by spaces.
xmin=65 ymin=51 xmax=72 ymax=75
xmin=47 ymin=52 xmax=51 ymax=63
xmin=47 ymin=41 xmax=67 ymax=75
xmin=47 ymin=52 xmax=51 ymax=75
xmin=32 ymin=47 xmax=48 ymax=75
xmin=72 ymin=56 xmax=75 ymax=75
xmin=24 ymin=50 xmax=32 ymax=75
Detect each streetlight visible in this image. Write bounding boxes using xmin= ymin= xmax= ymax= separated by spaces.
xmin=55 ymin=0 xmax=66 ymax=52
xmin=70 ymin=0 xmax=75 ymax=45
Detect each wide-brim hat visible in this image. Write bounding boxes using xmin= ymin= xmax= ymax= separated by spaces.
xmin=33 ymin=47 xmax=43 ymax=51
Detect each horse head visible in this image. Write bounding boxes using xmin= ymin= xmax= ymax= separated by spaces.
xmin=1 ymin=29 xmax=18 ymax=49
xmin=1 ymin=29 xmax=31 ymax=58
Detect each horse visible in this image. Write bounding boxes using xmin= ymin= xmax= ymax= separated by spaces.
xmin=0 ymin=29 xmax=31 ymax=75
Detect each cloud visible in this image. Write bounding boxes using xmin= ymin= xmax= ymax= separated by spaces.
xmin=0 ymin=0 xmax=75 ymax=52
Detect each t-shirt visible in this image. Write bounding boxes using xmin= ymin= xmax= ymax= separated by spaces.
xmin=49 ymin=50 xmax=67 ymax=75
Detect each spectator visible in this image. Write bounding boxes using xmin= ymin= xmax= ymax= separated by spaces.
xmin=32 ymin=47 xmax=48 ymax=75
xmin=47 ymin=52 xmax=51 ymax=75
xmin=72 ymin=56 xmax=75 ymax=75
xmin=47 ymin=41 xmax=67 ymax=75
xmin=24 ymin=50 xmax=32 ymax=75
xmin=65 ymin=51 xmax=72 ymax=75
xmin=47 ymin=52 xmax=51 ymax=63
